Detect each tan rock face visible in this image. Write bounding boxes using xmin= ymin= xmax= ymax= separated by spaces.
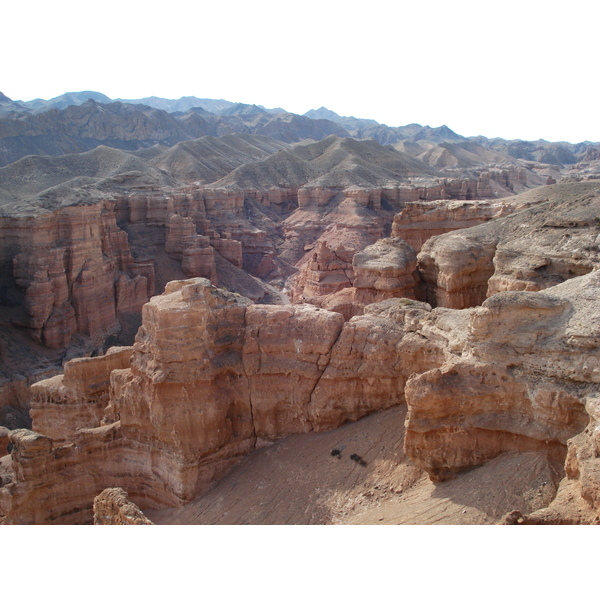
xmin=1 ymin=281 xmax=462 ymax=523
xmin=1 ymin=185 xmax=279 ymax=358
xmin=392 ymin=199 xmax=514 ymax=252
xmin=30 ymin=347 xmax=133 ymax=441
xmin=289 ymin=240 xmax=355 ymax=302
xmin=290 ymin=237 xmax=419 ymax=320
xmin=561 ymin=397 xmax=600 ymax=523
xmin=0 ymin=426 xmax=9 ymax=457
xmin=244 ymin=304 xmax=345 ymax=438
xmin=404 ymin=271 xmax=599 ymax=497
xmin=352 ymin=237 xmax=418 ymax=302
xmin=0 ymin=422 xmax=169 ymax=524
xmin=281 ymin=198 xmax=384 ymax=268
xmin=116 ymin=281 xmax=254 ymax=473
xmin=417 ymin=181 xmax=600 ymax=309
xmin=418 ymin=232 xmax=498 ymax=309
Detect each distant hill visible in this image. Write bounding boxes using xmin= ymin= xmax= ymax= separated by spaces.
xmin=0 ymin=133 xmax=443 ymax=214
xmin=115 ymin=96 xmax=283 ymax=116
xmin=0 ymin=132 xmax=293 ymax=212
xmin=0 ymin=92 xmax=24 ymax=114
xmin=473 ymin=138 xmax=580 ymax=166
xmin=0 ymin=98 xmax=347 ymax=167
xmin=212 ymin=135 xmax=441 ymax=189
xmin=24 ymin=91 xmax=113 ymax=113
xmin=303 ymin=107 xmax=465 ymax=145
xmin=1 ymin=91 xmax=599 ymax=170
xmin=411 ymin=140 xmax=518 ymax=169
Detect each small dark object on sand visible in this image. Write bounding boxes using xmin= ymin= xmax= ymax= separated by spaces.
xmin=331 ymin=448 xmax=342 ymax=459
xmin=350 ymin=453 xmax=367 ymax=466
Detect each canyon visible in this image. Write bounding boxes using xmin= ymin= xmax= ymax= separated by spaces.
xmin=1 ymin=93 xmax=600 ymax=524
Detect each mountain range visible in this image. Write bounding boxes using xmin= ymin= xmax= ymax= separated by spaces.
xmin=1 ymin=90 xmax=599 ymax=171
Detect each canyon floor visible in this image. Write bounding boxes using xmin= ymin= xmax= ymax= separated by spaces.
xmin=146 ymin=406 xmax=561 ymax=525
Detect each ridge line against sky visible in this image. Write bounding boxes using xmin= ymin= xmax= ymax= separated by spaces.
xmin=4 ymin=0 xmax=599 ymax=144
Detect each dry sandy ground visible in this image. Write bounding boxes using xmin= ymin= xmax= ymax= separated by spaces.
xmin=146 ymin=406 xmax=562 ymax=525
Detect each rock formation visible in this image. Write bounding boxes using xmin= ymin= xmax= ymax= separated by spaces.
xmin=3 ymin=265 xmax=600 ymax=523
xmin=418 ymin=181 xmax=600 ymax=308
xmin=351 ymin=238 xmax=418 ymax=305
xmin=93 ymin=488 xmax=153 ymax=525
xmin=391 ymin=199 xmax=516 ymax=252
xmin=404 ymin=270 xmax=600 ymax=523
xmin=0 ymin=279 xmax=465 ymax=523
xmin=30 ymin=346 xmax=132 ymax=441
xmin=290 ymin=237 xmax=419 ymax=320
xmin=3 ymin=198 xmax=154 ymax=349
xmin=289 ymin=239 xmax=356 ymax=304
xmin=3 ymin=100 xmax=600 ymax=527
xmin=0 ymin=426 xmax=9 ymax=458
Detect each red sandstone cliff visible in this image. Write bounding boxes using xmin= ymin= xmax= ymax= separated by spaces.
xmin=0 ymin=279 xmax=462 ymax=523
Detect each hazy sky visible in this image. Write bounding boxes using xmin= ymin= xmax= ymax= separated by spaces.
xmin=4 ymin=0 xmax=599 ymax=143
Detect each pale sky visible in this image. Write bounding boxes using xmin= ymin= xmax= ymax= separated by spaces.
xmin=4 ymin=0 xmax=599 ymax=143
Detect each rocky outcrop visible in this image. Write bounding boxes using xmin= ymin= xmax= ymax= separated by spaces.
xmin=404 ymin=270 xmax=600 ymax=522
xmin=418 ymin=230 xmax=498 ymax=309
xmin=0 ymin=423 xmax=162 ymax=524
xmin=0 ymin=426 xmax=9 ymax=457
xmin=165 ymin=214 xmax=217 ymax=283
xmin=0 ymin=279 xmax=466 ymax=523
xmin=3 ymin=199 xmax=154 ymax=349
xmin=281 ymin=197 xmax=385 ymax=268
xmin=5 ymin=269 xmax=600 ymax=524
xmin=392 ymin=199 xmax=515 ymax=252
xmin=30 ymin=346 xmax=132 ymax=441
xmin=553 ymin=397 xmax=600 ymax=523
xmin=508 ymin=395 xmax=600 ymax=525
xmin=290 ymin=237 xmax=419 ymax=320
xmin=352 ymin=238 xmax=418 ymax=306
xmin=93 ymin=488 xmax=153 ymax=525
xmin=243 ymin=303 xmax=345 ymax=437
xmin=289 ymin=239 xmax=355 ymax=302
xmin=418 ymin=181 xmax=600 ymax=308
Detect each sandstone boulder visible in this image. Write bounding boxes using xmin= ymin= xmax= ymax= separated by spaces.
xmin=93 ymin=488 xmax=153 ymax=525
xmin=352 ymin=237 xmax=418 ymax=305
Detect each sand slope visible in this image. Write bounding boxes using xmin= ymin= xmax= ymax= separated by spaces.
xmin=147 ymin=406 xmax=562 ymax=525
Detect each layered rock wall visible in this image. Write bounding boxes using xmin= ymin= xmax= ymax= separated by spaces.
xmin=3 ymin=200 xmax=154 ymax=349
xmin=0 ymin=279 xmax=462 ymax=523
xmin=30 ymin=346 xmax=132 ymax=441
xmin=392 ymin=200 xmax=515 ymax=252
xmin=417 ymin=182 xmax=600 ymax=309
xmin=4 ymin=270 xmax=600 ymax=524
xmin=352 ymin=238 xmax=418 ymax=306
xmin=404 ymin=272 xmax=599 ymax=514
xmin=290 ymin=237 xmax=419 ymax=320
